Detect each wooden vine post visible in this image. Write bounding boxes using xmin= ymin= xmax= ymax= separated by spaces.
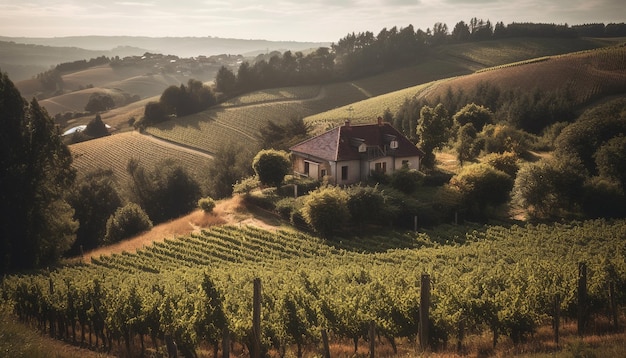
xmin=419 ymin=273 xmax=430 ymax=351
xmin=369 ymin=320 xmax=376 ymax=358
xmin=609 ymin=281 xmax=619 ymax=330
xmin=553 ymin=293 xmax=560 ymax=346
xmin=252 ymin=278 xmax=262 ymax=358
xmin=577 ymin=262 xmax=587 ymax=336
xmin=321 ymin=329 xmax=331 ymax=358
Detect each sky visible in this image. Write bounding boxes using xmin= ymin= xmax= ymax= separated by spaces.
xmin=0 ymin=0 xmax=623 ymax=43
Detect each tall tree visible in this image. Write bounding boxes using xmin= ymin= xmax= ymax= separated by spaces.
xmin=1 ymin=71 xmax=77 ymax=272
xmin=417 ymin=104 xmax=452 ymax=169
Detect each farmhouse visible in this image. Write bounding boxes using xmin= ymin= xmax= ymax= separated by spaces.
xmin=290 ymin=117 xmax=424 ymax=185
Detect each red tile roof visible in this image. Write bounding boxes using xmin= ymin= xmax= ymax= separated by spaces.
xmin=290 ymin=120 xmax=424 ymax=161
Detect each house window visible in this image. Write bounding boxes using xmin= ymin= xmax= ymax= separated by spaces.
xmin=341 ymin=166 xmax=348 ymax=181
xmin=321 ymin=169 xmax=327 ymax=177
xmin=402 ymin=160 xmax=410 ymax=168
xmin=304 ymin=161 xmax=310 ymax=175
xmin=375 ymin=162 xmax=387 ymax=173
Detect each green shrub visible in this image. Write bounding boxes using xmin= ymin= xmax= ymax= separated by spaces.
xmin=198 ymin=197 xmax=216 ymax=213
xmin=301 ymin=186 xmax=350 ymax=238
xmin=233 ymin=176 xmax=260 ymax=197
xmin=104 ymin=203 xmax=153 ymax=244
xmin=390 ymin=167 xmax=425 ymax=194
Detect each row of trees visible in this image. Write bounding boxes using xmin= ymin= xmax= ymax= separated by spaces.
xmin=208 ymin=21 xmax=625 ymax=100
xmin=0 ymin=71 xmax=77 ymax=273
xmin=139 ymin=79 xmax=218 ymax=127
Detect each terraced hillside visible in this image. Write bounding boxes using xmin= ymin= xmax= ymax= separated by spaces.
xmin=70 ymin=131 xmax=212 ymax=190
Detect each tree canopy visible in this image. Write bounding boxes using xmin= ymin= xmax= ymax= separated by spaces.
xmin=0 ymin=71 xmax=77 ymax=273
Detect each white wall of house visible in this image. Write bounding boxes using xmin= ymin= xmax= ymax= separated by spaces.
xmin=331 ymin=159 xmax=361 ymax=185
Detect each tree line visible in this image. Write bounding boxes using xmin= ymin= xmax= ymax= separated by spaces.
xmin=211 ymin=21 xmax=626 ymax=99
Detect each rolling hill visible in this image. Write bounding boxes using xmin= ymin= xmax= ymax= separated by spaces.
xmin=66 ymin=37 xmax=626 ymax=183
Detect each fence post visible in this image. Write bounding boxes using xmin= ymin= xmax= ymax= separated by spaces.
xmin=577 ymin=262 xmax=587 ymax=336
xmin=369 ymin=320 xmax=376 ymax=358
xmin=609 ymin=281 xmax=619 ymax=330
xmin=252 ymin=278 xmax=262 ymax=358
xmin=321 ymin=328 xmax=331 ymax=358
xmin=553 ymin=293 xmax=560 ymax=346
xmin=419 ymin=273 xmax=430 ymax=351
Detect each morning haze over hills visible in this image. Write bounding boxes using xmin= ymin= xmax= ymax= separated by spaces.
xmin=1 ymin=12 xmax=626 ymax=358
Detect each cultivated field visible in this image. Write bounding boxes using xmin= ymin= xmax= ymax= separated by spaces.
xmin=69 ymin=131 xmax=212 ymax=191
xmin=3 ymin=219 xmax=625 ymax=357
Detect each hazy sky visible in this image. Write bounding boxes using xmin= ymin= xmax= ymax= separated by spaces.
xmin=0 ymin=0 xmax=623 ymax=42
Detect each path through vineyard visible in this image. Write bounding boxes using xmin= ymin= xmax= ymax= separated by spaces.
xmin=80 ymin=195 xmax=281 ymax=262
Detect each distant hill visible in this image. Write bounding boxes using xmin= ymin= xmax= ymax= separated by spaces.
xmin=0 ymin=40 xmax=147 ymax=81
xmin=0 ymin=35 xmax=330 ymax=81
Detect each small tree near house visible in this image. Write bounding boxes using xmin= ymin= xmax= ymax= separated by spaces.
xmin=252 ymin=149 xmax=291 ymax=187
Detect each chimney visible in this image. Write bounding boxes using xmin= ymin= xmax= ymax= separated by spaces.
xmin=377 ymin=116 xmax=383 ymax=126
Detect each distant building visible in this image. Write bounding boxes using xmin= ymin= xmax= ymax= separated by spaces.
xmin=290 ymin=117 xmax=424 ymax=185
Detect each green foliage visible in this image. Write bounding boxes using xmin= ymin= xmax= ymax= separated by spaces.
xmin=259 ymin=117 xmax=310 ymax=151
xmin=389 ymin=167 xmax=424 ymax=194
xmin=104 ymin=203 xmax=153 ymax=244
xmin=301 ymin=186 xmax=350 ymax=238
xmin=483 ymin=152 xmax=519 ymax=178
xmin=418 ymin=103 xmax=452 ymax=168
xmin=0 ymin=72 xmax=77 ymax=273
xmin=481 ymin=124 xmax=533 ymax=156
xmin=252 ymin=149 xmax=291 ymax=188
xmin=66 ymin=169 xmax=123 ymax=253
xmin=453 ymin=103 xmax=493 ymax=131
xmin=512 ymin=155 xmax=588 ymax=219
xmin=455 ymin=123 xmax=481 ymax=165
xmin=207 ymin=143 xmax=256 ymax=199
xmin=198 ymin=197 xmax=216 ymax=213
xmin=346 ymin=185 xmax=386 ymax=230
xmin=127 ymin=158 xmax=201 ymax=224
xmin=554 ymin=98 xmax=626 ymax=175
xmin=233 ymin=175 xmax=261 ymax=197
xmin=594 ymin=135 xmax=626 ymax=189
xmin=6 ymin=220 xmax=626 ymax=356
xmin=215 ymin=65 xmax=237 ymax=95
xmin=448 ymin=163 xmax=514 ymax=220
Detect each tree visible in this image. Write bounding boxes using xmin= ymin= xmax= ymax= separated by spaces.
xmin=83 ymin=113 xmax=110 ymax=138
xmin=127 ymin=158 xmax=201 ymax=224
xmin=448 ymin=163 xmax=513 ymax=220
xmin=390 ymin=167 xmax=424 ymax=194
xmin=252 ymin=149 xmax=291 ymax=187
xmin=594 ymin=135 xmax=626 ymax=189
xmin=417 ymin=104 xmax=452 ymax=169
xmin=85 ymin=92 xmax=115 ymax=113
xmin=301 ymin=186 xmax=350 ymax=238
xmin=1 ymin=71 xmax=77 ymax=273
xmin=512 ymin=155 xmax=588 ymax=219
xmin=104 ymin=203 xmax=153 ymax=244
xmin=206 ymin=142 xmax=255 ymax=199
xmin=452 ymin=21 xmax=471 ymax=42
xmin=455 ymin=123 xmax=480 ymax=165
xmin=453 ymin=103 xmax=493 ymax=132
xmin=259 ymin=117 xmax=310 ymax=150
xmin=66 ymin=169 xmax=123 ymax=253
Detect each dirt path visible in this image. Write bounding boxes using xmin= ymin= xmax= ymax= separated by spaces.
xmin=81 ymin=196 xmax=280 ymax=262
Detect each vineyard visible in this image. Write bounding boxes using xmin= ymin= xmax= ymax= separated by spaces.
xmin=69 ymin=131 xmax=212 ymax=190
xmin=2 ymin=219 xmax=625 ymax=357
